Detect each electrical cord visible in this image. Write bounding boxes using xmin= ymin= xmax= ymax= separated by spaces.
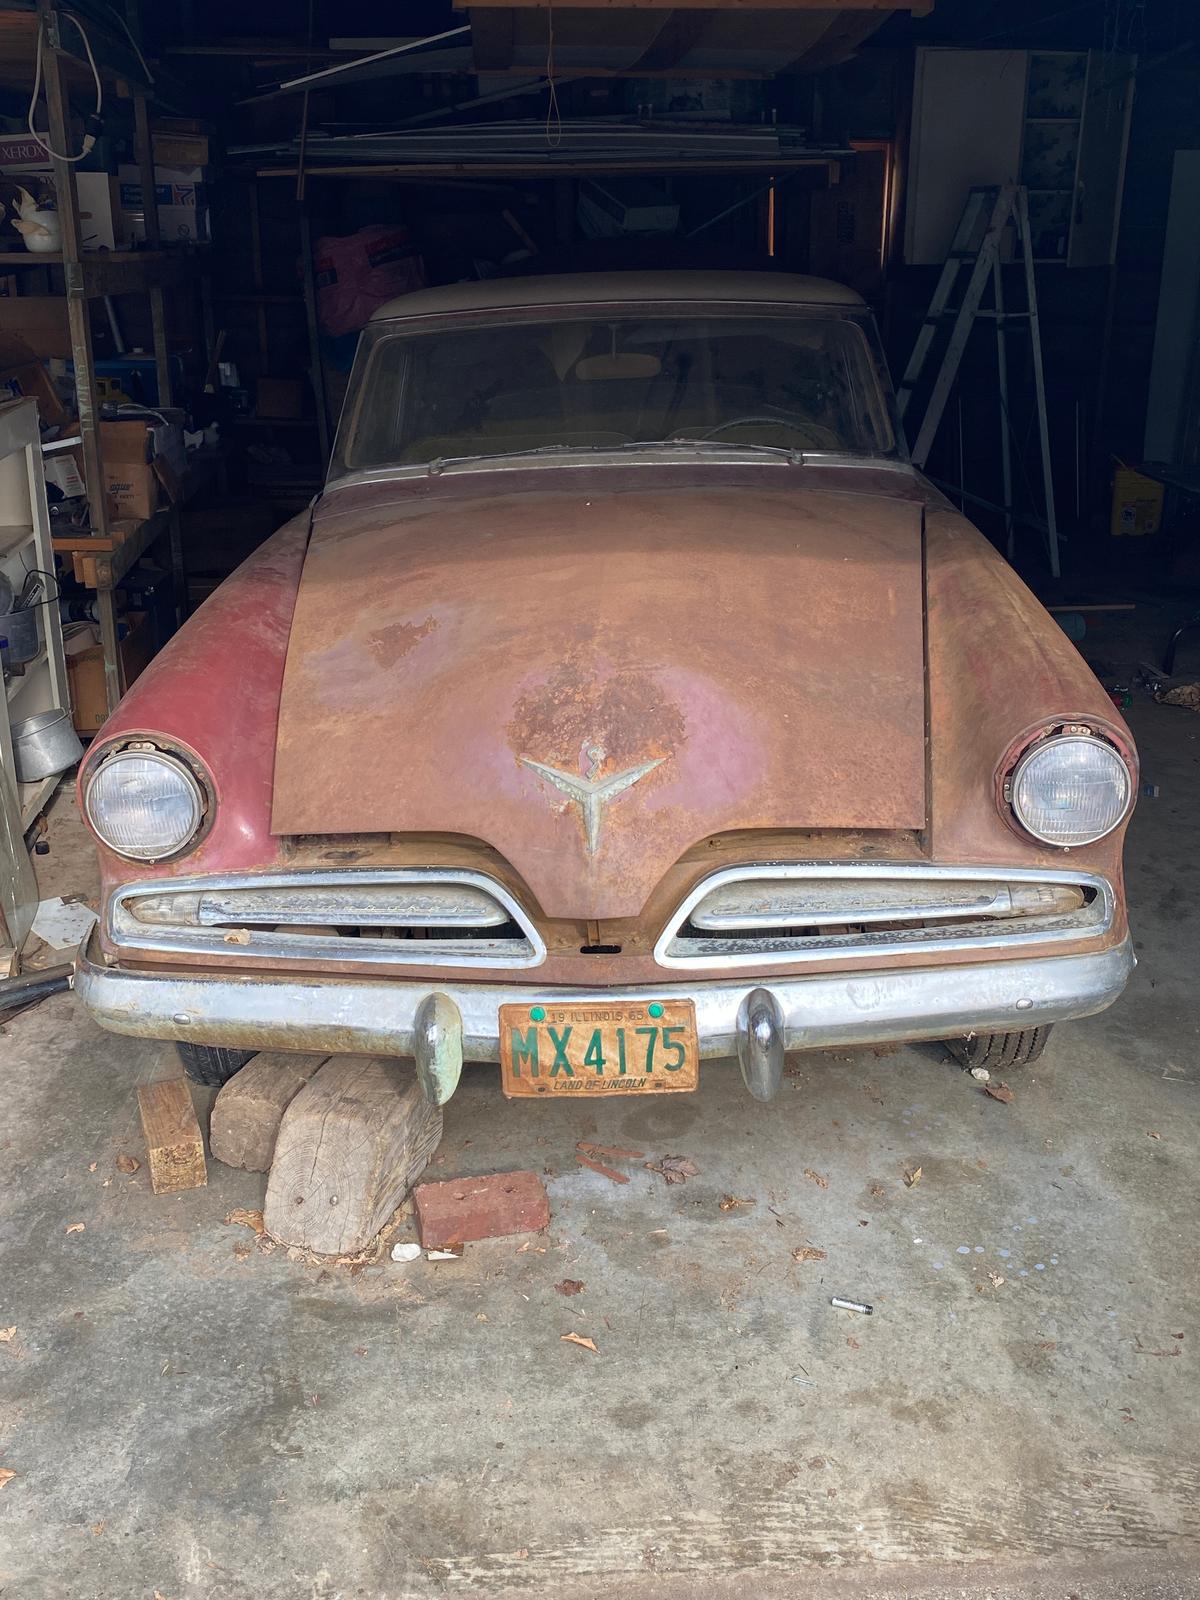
xmin=27 ymin=12 xmax=103 ymax=163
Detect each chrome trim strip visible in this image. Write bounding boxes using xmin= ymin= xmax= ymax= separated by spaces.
xmin=75 ymin=932 xmax=1134 ymax=1061
xmin=655 ymin=862 xmax=1114 ymax=971
xmin=108 ymin=868 xmax=547 ymax=971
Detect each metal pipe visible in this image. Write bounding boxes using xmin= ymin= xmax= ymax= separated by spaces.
xmin=0 ymin=964 xmax=74 ymax=1014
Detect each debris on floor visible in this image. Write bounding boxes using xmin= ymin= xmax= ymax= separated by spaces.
xmin=803 ymin=1167 xmax=829 ymax=1189
xmin=644 ymin=1154 xmax=699 ymax=1185
xmin=224 ymin=1208 xmax=267 ymax=1237
xmin=792 ymin=1245 xmax=827 ymax=1263
xmin=29 ymin=896 xmax=97 ymax=950
xmin=985 ymin=1082 xmax=1015 ymax=1104
xmin=560 ymin=1332 xmax=598 ymax=1353
xmin=830 ymin=1297 xmax=873 ymax=1315
xmin=390 ymin=1240 xmax=421 ymax=1263
xmin=903 ymin=1165 xmax=923 ymax=1187
xmin=413 ymin=1170 xmax=550 ymax=1249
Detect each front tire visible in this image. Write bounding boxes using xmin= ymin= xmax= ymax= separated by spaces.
xmin=175 ymin=1041 xmax=255 ymax=1087
xmin=946 ymin=1025 xmax=1053 ymax=1072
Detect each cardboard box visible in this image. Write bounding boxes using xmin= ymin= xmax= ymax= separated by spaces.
xmin=1111 ymin=464 xmax=1165 ymax=538
xmin=153 ymin=131 xmax=211 ymax=168
xmin=67 ymin=611 xmax=154 ymax=732
xmin=100 ymin=417 xmax=184 ymax=521
xmin=0 ymin=296 xmax=72 ymax=359
xmin=0 ymin=334 xmax=70 ymax=430
xmin=117 ymin=163 xmax=209 ymax=244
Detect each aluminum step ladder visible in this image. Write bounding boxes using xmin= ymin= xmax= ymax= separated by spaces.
xmin=897 ymin=182 xmax=1060 ymax=578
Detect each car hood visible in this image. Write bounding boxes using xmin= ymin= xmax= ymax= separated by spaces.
xmin=271 ymin=475 xmax=927 ymax=919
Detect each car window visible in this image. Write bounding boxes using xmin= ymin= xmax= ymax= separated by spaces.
xmin=333 ymin=310 xmax=897 ymax=474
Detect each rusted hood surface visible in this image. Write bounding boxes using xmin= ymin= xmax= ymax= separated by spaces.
xmin=272 ymin=477 xmax=926 ymax=919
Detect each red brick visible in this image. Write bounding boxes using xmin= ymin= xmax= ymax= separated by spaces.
xmin=413 ymin=1170 xmax=550 ymax=1248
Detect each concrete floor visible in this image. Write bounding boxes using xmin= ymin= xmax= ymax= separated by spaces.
xmin=2 ymin=697 xmax=1199 ymax=1600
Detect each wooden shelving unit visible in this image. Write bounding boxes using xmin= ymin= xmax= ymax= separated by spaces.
xmin=1 ymin=1 xmax=205 ymax=716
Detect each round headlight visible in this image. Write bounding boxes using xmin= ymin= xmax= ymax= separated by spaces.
xmin=84 ymin=749 xmax=206 ymax=862
xmin=1010 ymin=733 xmax=1132 ymax=846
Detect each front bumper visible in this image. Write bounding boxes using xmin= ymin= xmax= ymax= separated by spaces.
xmin=75 ymin=930 xmax=1133 ymax=1072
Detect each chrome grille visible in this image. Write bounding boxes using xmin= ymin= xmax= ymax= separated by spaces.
xmin=656 ymin=864 xmax=1113 ymax=970
xmin=109 ymin=870 xmax=545 ymax=969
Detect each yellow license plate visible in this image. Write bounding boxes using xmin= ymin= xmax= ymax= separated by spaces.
xmin=499 ymin=999 xmax=700 ymax=1098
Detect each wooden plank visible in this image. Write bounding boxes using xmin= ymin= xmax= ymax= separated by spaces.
xmin=263 ymin=1057 xmax=443 ymax=1256
xmin=466 ymin=0 xmax=912 ymax=9
xmin=209 ymin=1051 xmax=328 ymax=1172
xmin=470 ymin=6 xmax=517 ymax=70
xmin=137 ymin=1078 xmax=208 ymax=1194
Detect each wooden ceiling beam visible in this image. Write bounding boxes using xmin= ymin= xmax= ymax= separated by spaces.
xmin=470 ymin=7 xmax=517 ymax=70
xmin=463 ymin=0 xmax=920 ymax=11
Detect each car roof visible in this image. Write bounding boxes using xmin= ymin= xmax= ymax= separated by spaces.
xmin=370 ymin=270 xmax=866 ymax=322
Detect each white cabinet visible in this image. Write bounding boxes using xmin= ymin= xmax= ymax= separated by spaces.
xmin=905 ymin=48 xmax=1135 ymax=267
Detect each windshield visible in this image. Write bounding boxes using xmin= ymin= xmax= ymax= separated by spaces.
xmin=332 ymin=307 xmax=898 ymax=475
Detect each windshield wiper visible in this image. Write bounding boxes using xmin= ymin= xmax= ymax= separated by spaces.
xmin=426 ymin=439 xmax=801 ymax=474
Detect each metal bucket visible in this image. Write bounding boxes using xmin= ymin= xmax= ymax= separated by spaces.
xmin=0 ymin=601 xmax=40 ymax=664
xmin=11 ymin=708 xmax=84 ymax=783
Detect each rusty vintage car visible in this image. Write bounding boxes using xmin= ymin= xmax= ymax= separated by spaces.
xmin=74 ymin=271 xmax=1136 ymax=1106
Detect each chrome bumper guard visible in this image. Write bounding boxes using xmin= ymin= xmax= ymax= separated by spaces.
xmin=75 ymin=932 xmax=1134 ymax=1102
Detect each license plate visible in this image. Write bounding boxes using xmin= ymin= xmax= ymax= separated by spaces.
xmin=499 ymin=999 xmax=700 ymax=1098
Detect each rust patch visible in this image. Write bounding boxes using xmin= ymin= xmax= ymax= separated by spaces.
xmin=506 ymin=653 xmax=686 ymax=772
xmin=366 ymin=615 xmax=437 ymax=668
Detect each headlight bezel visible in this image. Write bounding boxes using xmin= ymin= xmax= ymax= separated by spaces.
xmin=82 ymin=741 xmax=214 ymax=863
xmin=1000 ymin=722 xmax=1135 ymax=849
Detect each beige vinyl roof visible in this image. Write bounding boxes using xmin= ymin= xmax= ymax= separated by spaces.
xmin=371 ymin=271 xmax=866 ymax=322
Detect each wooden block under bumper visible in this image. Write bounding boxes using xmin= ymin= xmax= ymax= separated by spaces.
xmin=263 ymin=1055 xmax=442 ymax=1256
xmin=209 ymin=1051 xmax=328 ymax=1172
xmin=137 ymin=1077 xmax=208 ymax=1195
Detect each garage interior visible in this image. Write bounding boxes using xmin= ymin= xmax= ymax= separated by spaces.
xmin=2 ymin=0 xmax=1199 ymax=1595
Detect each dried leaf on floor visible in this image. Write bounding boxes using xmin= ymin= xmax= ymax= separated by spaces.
xmin=555 ymin=1279 xmax=585 ymax=1296
xmin=719 ymin=1194 xmax=755 ymax=1211
xmin=577 ymin=1140 xmax=645 ymax=1161
xmin=984 ymin=1083 xmax=1014 ymax=1104
xmin=0 ymin=1327 xmax=16 ymax=1343
xmin=846 ymin=1335 xmax=860 ymax=1350
xmin=223 ymin=929 xmax=251 ymax=945
xmin=91 ymin=1521 xmax=104 ymax=1535
xmin=1147 ymin=1131 xmax=1161 ymax=1140
xmin=116 ymin=1154 xmax=141 ymax=1174
xmin=645 ymin=1155 xmax=699 ymax=1185
xmin=232 ymin=1243 xmax=251 ymax=1262
xmin=560 ymin=1331 xmax=598 ymax=1352
xmin=576 ymin=1152 xmax=629 ymax=1185
xmin=868 ymin=1182 xmax=885 ymax=1198
xmin=792 ymin=1245 xmax=827 ymax=1263
xmin=987 ymin=1271 xmax=1005 ymax=1288
xmin=803 ymin=1168 xmax=829 ymax=1190
xmin=64 ymin=1223 xmax=85 ymax=1235
xmin=88 ymin=1162 xmax=97 ymax=1173
xmin=903 ymin=1166 xmax=923 ymax=1188
xmin=224 ymin=1208 xmax=265 ymax=1237
xmin=0 ymin=1469 xmax=15 ymax=1490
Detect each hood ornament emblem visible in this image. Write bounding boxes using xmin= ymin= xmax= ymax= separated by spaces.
xmin=520 ymin=743 xmax=663 ymax=855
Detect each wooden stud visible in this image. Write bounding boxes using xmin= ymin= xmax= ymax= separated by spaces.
xmin=263 ymin=1057 xmax=443 ymax=1256
xmin=209 ymin=1051 xmax=328 ymax=1172
xmin=137 ymin=1077 xmax=208 ymax=1195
